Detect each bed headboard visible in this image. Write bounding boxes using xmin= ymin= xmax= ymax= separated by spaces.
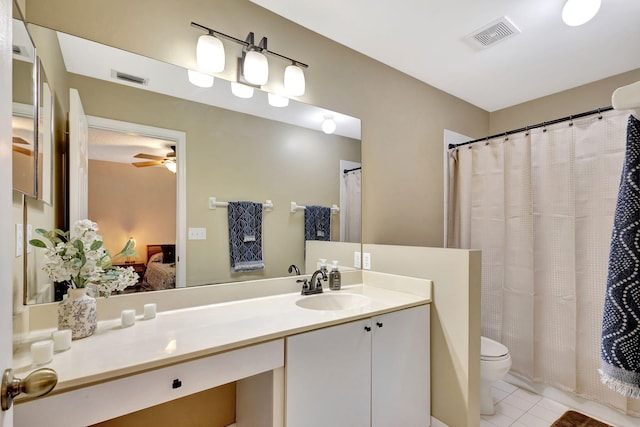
xmin=146 ymin=244 xmax=175 ymax=264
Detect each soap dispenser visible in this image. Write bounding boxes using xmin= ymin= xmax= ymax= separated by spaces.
xmin=329 ymin=260 xmax=341 ymax=290
xmin=319 ymin=259 xmax=328 ymax=276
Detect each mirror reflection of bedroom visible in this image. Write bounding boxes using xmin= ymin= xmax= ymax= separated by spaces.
xmin=87 ymin=126 xmax=177 ymax=296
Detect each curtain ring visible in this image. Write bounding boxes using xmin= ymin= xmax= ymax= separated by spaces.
xmin=569 ymin=115 xmax=573 ymax=127
xmin=543 ymin=122 xmax=547 ymax=133
xmin=525 ymin=126 xmax=529 ymax=137
xmin=598 ymin=108 xmax=603 ymax=119
xmin=504 ymin=132 xmax=508 ymax=142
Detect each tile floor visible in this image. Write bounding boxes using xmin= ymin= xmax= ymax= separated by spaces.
xmin=481 ymin=380 xmax=609 ymax=427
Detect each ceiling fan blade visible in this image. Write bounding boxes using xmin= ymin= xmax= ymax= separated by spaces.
xmin=132 ymin=160 xmax=163 ymax=168
xmin=12 ymin=136 xmax=30 ymax=145
xmin=134 ymin=153 xmax=165 ymax=161
xmin=13 ymin=145 xmax=33 ymax=156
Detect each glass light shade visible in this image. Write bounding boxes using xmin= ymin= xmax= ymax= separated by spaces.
xmin=231 ymin=82 xmax=254 ymax=99
xmin=562 ymin=0 xmax=601 ymax=26
xmin=243 ymin=51 xmax=269 ymax=85
xmin=322 ymin=118 xmax=337 ymax=134
xmin=268 ymin=93 xmax=289 ymax=108
xmin=284 ymin=65 xmax=305 ymax=96
xmin=165 ymin=161 xmax=177 ymax=173
xmin=196 ymin=34 xmax=225 ymax=73
xmin=187 ymin=69 xmax=214 ymax=88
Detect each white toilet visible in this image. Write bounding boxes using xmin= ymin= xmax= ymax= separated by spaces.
xmin=480 ymin=336 xmax=512 ymax=415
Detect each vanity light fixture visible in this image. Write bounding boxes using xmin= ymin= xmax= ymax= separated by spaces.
xmin=187 ymin=69 xmax=214 ymax=88
xmin=243 ymin=45 xmax=269 ymax=86
xmin=321 ymin=116 xmax=337 ymax=134
xmin=268 ymin=93 xmax=289 ymax=108
xmin=196 ymin=32 xmax=225 ymax=73
xmin=191 ymin=22 xmax=309 ymax=90
xmin=562 ymin=0 xmax=601 ymax=26
xmin=284 ymin=63 xmax=305 ymax=96
xmin=231 ymin=82 xmax=254 ymax=99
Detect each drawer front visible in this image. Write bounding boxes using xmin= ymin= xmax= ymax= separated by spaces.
xmin=15 ymin=339 xmax=284 ymax=426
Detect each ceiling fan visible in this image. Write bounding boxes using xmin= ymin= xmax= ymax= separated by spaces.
xmin=12 ymin=136 xmax=33 ymax=156
xmin=132 ymin=145 xmax=176 ymax=172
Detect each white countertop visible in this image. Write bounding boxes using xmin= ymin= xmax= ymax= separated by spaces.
xmin=13 ymin=283 xmax=430 ymax=394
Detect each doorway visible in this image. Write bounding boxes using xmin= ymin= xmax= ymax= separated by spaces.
xmin=86 ymin=116 xmax=186 ymax=288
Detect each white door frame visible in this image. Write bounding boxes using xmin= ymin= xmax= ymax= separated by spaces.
xmin=86 ymin=116 xmax=187 ymax=288
xmin=2 ymin=2 xmax=14 ymax=424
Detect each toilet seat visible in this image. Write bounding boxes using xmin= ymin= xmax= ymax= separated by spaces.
xmin=481 ymin=336 xmax=509 ymax=361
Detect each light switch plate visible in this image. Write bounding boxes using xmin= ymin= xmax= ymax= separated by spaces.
xmin=188 ymin=227 xmax=207 ymax=240
xmin=15 ymin=224 xmax=23 ymax=257
xmin=363 ymin=252 xmax=371 ymax=270
xmin=354 ymin=251 xmax=361 ymax=268
xmin=26 ymin=224 xmax=33 ymax=253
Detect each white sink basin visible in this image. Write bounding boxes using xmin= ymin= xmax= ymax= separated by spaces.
xmin=295 ymin=293 xmax=371 ymax=311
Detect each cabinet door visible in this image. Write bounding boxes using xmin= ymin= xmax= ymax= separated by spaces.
xmin=286 ymin=319 xmax=372 ymax=427
xmin=372 ymin=305 xmax=430 ymax=427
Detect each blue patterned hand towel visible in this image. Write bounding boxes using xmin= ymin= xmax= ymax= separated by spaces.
xmin=600 ymin=115 xmax=640 ymax=398
xmin=304 ymin=206 xmax=331 ymax=241
xmin=228 ymin=201 xmax=264 ymax=273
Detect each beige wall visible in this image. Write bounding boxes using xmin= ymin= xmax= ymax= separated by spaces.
xmin=88 ymin=159 xmax=176 ymax=263
xmin=25 ymin=0 xmax=490 ymax=253
xmin=490 ymin=68 xmax=640 ymax=134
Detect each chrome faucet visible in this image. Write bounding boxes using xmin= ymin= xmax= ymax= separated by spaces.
xmin=298 ymin=269 xmax=326 ymax=295
xmin=288 ymin=264 xmax=301 ymax=275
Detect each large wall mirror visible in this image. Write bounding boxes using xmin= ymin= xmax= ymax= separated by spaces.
xmin=12 ymin=1 xmax=37 ymax=198
xmin=23 ymin=23 xmax=362 ymax=305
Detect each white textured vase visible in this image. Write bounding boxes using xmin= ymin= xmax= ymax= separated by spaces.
xmin=58 ymin=287 xmax=97 ymax=339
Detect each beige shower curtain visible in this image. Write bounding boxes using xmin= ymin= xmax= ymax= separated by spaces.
xmin=447 ymin=109 xmax=640 ymax=415
xmin=345 ymin=169 xmax=361 ymax=243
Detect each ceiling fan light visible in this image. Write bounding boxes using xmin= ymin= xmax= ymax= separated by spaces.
xmin=187 ymin=69 xmax=214 ymax=88
xmin=284 ymin=64 xmax=305 ymax=96
xmin=243 ymin=50 xmax=269 ymax=86
xmin=196 ymin=34 xmax=225 ymax=73
xmin=322 ymin=117 xmax=336 ymax=134
xmin=268 ymin=93 xmax=289 ymax=108
xmin=231 ymin=82 xmax=254 ymax=99
xmin=165 ymin=161 xmax=177 ymax=173
xmin=562 ymin=0 xmax=601 ymax=26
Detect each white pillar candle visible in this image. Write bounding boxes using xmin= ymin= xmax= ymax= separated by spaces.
xmin=143 ymin=303 xmax=157 ymax=320
xmin=121 ymin=309 xmax=136 ymax=327
xmin=31 ymin=340 xmax=53 ymax=366
xmin=52 ymin=329 xmax=72 ymax=352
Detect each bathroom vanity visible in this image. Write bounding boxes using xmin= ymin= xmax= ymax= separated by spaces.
xmin=12 ymin=272 xmax=431 ymax=426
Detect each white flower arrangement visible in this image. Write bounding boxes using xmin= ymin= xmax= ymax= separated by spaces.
xmin=29 ymin=219 xmax=139 ymax=297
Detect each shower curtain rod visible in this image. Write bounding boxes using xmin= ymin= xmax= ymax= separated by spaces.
xmin=448 ymin=105 xmax=614 ymax=150
xmin=343 ymin=166 xmax=361 ymax=174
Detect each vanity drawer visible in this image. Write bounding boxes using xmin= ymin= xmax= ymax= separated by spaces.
xmin=14 ymin=339 xmax=284 ymax=426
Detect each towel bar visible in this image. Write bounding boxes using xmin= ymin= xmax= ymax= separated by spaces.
xmin=208 ymin=197 xmax=274 ymax=211
xmin=290 ymin=201 xmax=339 ymax=214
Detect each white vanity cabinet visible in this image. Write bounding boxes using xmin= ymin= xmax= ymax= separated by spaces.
xmin=285 ymin=304 xmax=430 ymax=427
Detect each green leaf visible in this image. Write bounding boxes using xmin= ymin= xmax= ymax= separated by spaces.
xmin=29 ymin=239 xmax=47 ymax=248
xmin=90 ymin=240 xmax=103 ymax=251
xmin=35 ymin=228 xmax=48 ymax=236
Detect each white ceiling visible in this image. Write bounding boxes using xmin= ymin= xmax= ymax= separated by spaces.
xmin=250 ymin=0 xmax=640 ymax=112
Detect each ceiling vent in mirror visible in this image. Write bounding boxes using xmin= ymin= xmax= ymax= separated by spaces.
xmin=12 ymin=44 xmax=31 ymax=60
xmin=111 ymin=70 xmax=149 ymax=86
xmin=467 ymin=16 xmax=520 ymax=49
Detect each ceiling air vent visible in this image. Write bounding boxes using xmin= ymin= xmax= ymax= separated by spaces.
xmin=111 ymin=69 xmax=149 ymax=86
xmin=467 ymin=16 xmax=520 ymax=49
xmin=12 ymin=45 xmax=22 ymax=55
